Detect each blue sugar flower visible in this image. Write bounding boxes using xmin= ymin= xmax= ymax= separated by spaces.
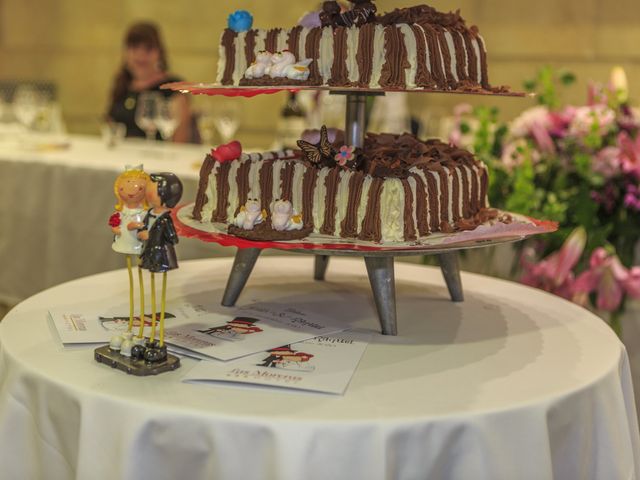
xmin=228 ymin=10 xmax=253 ymax=33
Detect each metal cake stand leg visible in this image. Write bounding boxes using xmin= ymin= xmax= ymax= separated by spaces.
xmin=364 ymin=256 xmax=398 ymax=336
xmin=438 ymin=252 xmax=464 ymax=302
xmin=314 ymin=255 xmax=330 ymax=281
xmin=222 ymin=248 xmax=262 ymax=306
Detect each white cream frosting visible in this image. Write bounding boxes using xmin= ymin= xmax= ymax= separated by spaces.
xmin=271 ymin=159 xmax=285 ymax=207
xmin=319 ymin=27 xmax=335 ymax=85
xmin=334 ymin=170 xmax=353 ymax=234
xmin=291 ymin=162 xmax=306 ymax=215
xmin=443 ymin=30 xmax=458 ymax=82
xmin=379 ymin=178 xmax=405 ymax=242
xmin=436 ymin=32 xmax=448 ymax=84
xmin=202 ymin=163 xmax=220 ymax=221
xmin=277 ymin=29 xmax=289 ymax=53
xmin=216 ymin=33 xmax=226 ymax=84
xmin=399 ymin=24 xmax=418 ymax=89
xmin=312 ymin=168 xmax=330 ymax=232
xmin=346 ymin=26 xmax=360 ymax=84
xmin=370 ymin=24 xmax=387 ymax=88
xmin=232 ymin=31 xmax=248 ymax=85
xmin=225 ymin=160 xmax=242 ymax=220
xmin=419 ymin=25 xmax=431 ymax=77
xmin=356 ymin=176 xmax=373 ymax=235
xmin=298 ymin=27 xmax=310 ymax=61
xmin=455 ymin=166 xmax=464 ymax=218
xmin=254 ymin=30 xmax=267 ymax=55
xmin=247 ymin=160 xmax=262 ymax=202
xmin=442 ymin=166 xmax=454 ymax=222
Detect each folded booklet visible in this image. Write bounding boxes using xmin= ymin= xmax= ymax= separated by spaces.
xmin=182 ymin=330 xmax=371 ymax=395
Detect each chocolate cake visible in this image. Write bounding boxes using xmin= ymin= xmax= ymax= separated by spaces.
xmin=217 ymin=3 xmax=491 ymax=92
xmin=191 ymin=132 xmax=492 ymax=243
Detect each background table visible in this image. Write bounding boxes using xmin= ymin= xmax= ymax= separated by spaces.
xmin=0 ymin=135 xmax=229 ymax=308
xmin=0 ymin=257 xmax=638 ymax=480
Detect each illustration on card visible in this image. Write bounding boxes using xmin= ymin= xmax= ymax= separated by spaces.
xmin=196 ymin=317 xmax=263 ymax=341
xmin=257 ymin=345 xmax=315 ymax=372
xmin=98 ymin=313 xmax=177 ymax=332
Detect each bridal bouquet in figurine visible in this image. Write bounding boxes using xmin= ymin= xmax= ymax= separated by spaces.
xmin=100 ymin=165 xmax=183 ymax=374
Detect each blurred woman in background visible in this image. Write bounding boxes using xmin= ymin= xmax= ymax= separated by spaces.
xmin=107 ymin=22 xmax=192 ymax=142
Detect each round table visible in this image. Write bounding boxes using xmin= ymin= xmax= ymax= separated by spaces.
xmin=0 ymin=258 xmax=638 ymax=480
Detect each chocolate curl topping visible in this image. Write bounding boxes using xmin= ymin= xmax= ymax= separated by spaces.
xmin=377 ymin=6 xmax=467 ymax=30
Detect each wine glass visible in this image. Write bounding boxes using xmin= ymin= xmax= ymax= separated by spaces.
xmin=212 ymin=101 xmax=240 ymax=144
xmin=155 ymin=96 xmax=179 ymax=141
xmin=135 ymin=92 xmax=160 ymax=141
xmin=12 ymin=85 xmax=46 ymax=130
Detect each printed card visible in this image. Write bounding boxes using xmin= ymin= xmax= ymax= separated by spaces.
xmin=182 ymin=330 xmax=371 ymax=395
xmin=163 ymin=303 xmax=346 ymax=361
xmin=48 ymin=302 xmax=207 ymax=345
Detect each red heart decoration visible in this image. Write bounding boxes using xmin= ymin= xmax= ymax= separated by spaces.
xmin=212 ymin=141 xmax=243 ymax=162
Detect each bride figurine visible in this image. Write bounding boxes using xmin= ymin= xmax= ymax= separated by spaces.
xmin=108 ymin=165 xmax=149 ymax=343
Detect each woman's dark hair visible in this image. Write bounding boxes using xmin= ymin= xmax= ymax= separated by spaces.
xmin=110 ymin=22 xmax=169 ymax=104
xmin=150 ymin=172 xmax=183 ymax=208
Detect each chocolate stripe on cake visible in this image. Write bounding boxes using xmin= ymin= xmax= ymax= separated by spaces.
xmin=432 ymin=167 xmax=450 ymax=226
xmin=356 ymin=23 xmax=375 ymax=87
xmin=221 ymin=29 xmax=238 ymax=85
xmin=459 ymin=165 xmax=471 ymax=218
xmin=213 ymin=161 xmax=232 ymax=222
xmin=450 ymin=167 xmax=461 ymax=221
xmin=329 ymin=27 xmax=349 ymax=86
xmin=265 ymin=28 xmax=280 ymax=53
xmin=321 ymin=167 xmax=342 ymax=234
xmin=461 ymin=30 xmax=478 ymax=84
xmin=258 ymin=160 xmax=274 ymax=213
xmin=280 ymin=162 xmax=296 ymax=202
xmin=288 ymin=26 xmax=302 ymax=59
xmin=469 ymin=165 xmax=479 ymax=212
xmin=477 ymin=36 xmax=489 ymax=88
xmin=411 ymin=170 xmax=434 ymax=234
xmin=302 ymin=168 xmax=318 ymax=227
xmin=305 ymin=27 xmax=323 ymax=84
xmin=193 ymin=154 xmax=216 ymax=221
xmin=434 ymin=27 xmax=456 ymax=88
xmin=245 ymin=30 xmax=258 ymax=66
xmin=409 ymin=24 xmax=433 ymax=88
xmin=420 ymin=24 xmax=447 ymax=89
xmin=358 ymin=177 xmax=384 ymax=242
xmin=480 ymin=166 xmax=489 ymax=207
xmin=380 ymin=26 xmax=410 ymax=88
xmin=400 ymin=178 xmax=417 ymax=240
xmin=340 ymin=171 xmax=365 ymax=238
xmin=451 ymin=30 xmax=468 ymax=81
xmin=235 ymin=159 xmax=252 ymax=215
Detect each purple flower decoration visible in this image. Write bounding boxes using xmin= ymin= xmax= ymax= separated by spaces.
xmin=335 ymin=145 xmax=355 ymax=166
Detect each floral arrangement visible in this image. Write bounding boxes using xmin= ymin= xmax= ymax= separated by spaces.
xmin=449 ymin=66 xmax=640 ymax=331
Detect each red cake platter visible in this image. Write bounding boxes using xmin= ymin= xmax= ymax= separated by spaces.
xmin=161 ymin=81 xmax=530 ymax=98
xmin=174 ymin=203 xmax=557 ymax=256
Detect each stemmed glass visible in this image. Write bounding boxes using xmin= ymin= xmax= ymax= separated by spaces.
xmin=12 ymin=85 xmax=46 ymax=131
xmin=212 ymin=101 xmax=240 ymax=144
xmin=155 ymin=96 xmax=179 ymax=141
xmin=135 ymin=91 xmax=160 ymax=141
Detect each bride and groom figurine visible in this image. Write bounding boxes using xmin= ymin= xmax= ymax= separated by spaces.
xmin=106 ymin=164 xmax=182 ymax=368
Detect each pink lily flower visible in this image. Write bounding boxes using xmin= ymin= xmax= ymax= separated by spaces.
xmin=573 ymin=247 xmax=640 ymax=312
xmin=520 ymin=227 xmax=586 ymax=298
xmin=618 ymin=131 xmax=640 ymax=179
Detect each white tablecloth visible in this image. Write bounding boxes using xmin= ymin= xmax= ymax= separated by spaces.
xmin=0 ymin=135 xmax=229 ymax=307
xmin=0 ymin=258 xmax=638 ymax=480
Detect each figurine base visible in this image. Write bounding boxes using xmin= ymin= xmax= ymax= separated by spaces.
xmin=94 ymin=345 xmax=181 ymax=376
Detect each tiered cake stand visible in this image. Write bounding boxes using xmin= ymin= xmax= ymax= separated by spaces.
xmin=163 ymin=82 xmax=551 ymax=335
